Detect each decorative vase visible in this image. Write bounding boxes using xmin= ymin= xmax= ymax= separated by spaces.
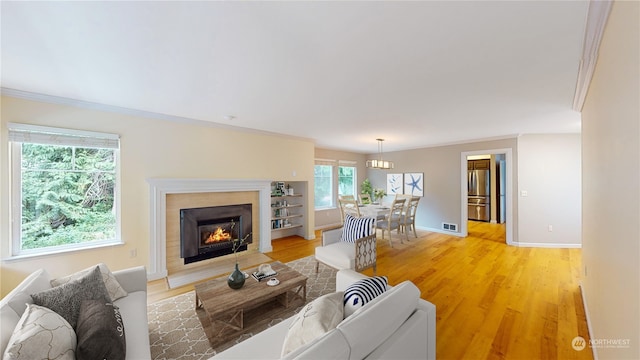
xmin=227 ymin=262 xmax=245 ymax=289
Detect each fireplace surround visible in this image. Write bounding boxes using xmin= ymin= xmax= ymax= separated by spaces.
xmin=147 ymin=178 xmax=272 ymax=281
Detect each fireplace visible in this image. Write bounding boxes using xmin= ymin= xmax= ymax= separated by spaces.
xmin=180 ymin=204 xmax=252 ymax=264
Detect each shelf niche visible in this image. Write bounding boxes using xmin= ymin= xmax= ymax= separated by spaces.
xmin=270 ymin=181 xmax=307 ymax=240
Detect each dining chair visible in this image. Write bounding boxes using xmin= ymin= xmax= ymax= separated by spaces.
xmin=399 ymin=197 xmax=420 ymax=239
xmin=375 ymin=198 xmax=406 ymax=247
xmin=338 ymin=197 xmax=361 ymax=223
xmin=394 ymin=194 xmax=415 ymax=233
xmin=358 ymin=193 xmax=372 ymax=205
xmin=394 ymin=194 xmax=412 ymax=202
xmin=339 ymin=194 xmax=356 ymax=202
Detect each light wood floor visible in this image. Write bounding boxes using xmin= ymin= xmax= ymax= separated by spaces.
xmin=148 ymin=221 xmax=593 ymax=360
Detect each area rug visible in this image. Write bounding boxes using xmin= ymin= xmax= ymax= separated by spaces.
xmin=148 ymin=256 xmax=336 ymax=360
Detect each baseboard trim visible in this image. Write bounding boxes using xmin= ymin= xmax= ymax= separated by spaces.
xmin=512 ymin=242 xmax=582 ymax=248
xmin=580 ymin=282 xmax=598 ymax=360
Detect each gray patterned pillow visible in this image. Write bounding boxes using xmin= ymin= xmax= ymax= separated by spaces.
xmin=51 ymin=263 xmax=128 ymax=302
xmin=30 ymin=266 xmax=111 ymax=329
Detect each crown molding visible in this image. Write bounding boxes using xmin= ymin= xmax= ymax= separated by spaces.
xmin=573 ymin=0 xmax=613 ymax=111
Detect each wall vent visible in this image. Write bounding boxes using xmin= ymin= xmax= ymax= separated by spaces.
xmin=442 ymin=222 xmax=458 ymax=232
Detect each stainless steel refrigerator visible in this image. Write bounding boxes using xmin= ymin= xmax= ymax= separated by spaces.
xmin=468 ymin=169 xmax=491 ymax=221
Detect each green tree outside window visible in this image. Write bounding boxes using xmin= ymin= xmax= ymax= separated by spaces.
xmin=19 ymin=143 xmax=117 ymax=250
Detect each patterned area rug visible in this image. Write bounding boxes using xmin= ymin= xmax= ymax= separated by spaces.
xmin=148 ymin=256 xmax=336 ymax=360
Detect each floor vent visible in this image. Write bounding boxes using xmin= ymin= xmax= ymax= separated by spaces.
xmin=442 ymin=223 xmax=458 ymax=232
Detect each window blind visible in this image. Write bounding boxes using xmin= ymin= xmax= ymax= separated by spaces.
xmin=338 ymin=160 xmax=357 ymax=166
xmin=314 ymin=158 xmax=337 ymax=166
xmin=8 ymin=123 xmax=120 ymax=149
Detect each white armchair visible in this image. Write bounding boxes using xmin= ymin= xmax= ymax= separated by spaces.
xmin=315 ymin=218 xmax=377 ymax=275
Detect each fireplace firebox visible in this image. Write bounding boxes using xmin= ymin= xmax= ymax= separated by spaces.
xmin=180 ymin=204 xmax=252 ymax=264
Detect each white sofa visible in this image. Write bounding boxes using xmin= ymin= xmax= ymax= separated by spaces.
xmin=211 ymin=269 xmax=436 ymax=360
xmin=0 ymin=266 xmax=151 ymax=360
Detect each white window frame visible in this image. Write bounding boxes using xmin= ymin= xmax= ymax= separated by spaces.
xmin=314 ymin=159 xmax=358 ymax=210
xmin=314 ymin=160 xmax=335 ymax=210
xmin=8 ymin=123 xmax=122 ymax=259
xmin=338 ymin=160 xmax=357 ymax=198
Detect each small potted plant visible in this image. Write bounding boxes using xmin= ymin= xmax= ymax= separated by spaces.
xmin=227 ymin=221 xmax=252 ymax=289
xmin=373 ymin=188 xmax=386 ymax=204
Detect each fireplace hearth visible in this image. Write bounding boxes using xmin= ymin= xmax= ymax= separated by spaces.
xmin=180 ymin=204 xmax=252 ymax=264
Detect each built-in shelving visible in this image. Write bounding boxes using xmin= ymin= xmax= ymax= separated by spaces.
xmin=270 ymin=182 xmax=306 ymax=239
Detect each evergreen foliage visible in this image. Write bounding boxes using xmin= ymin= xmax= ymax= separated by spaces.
xmin=20 ymin=144 xmax=117 ymax=250
xmin=338 ymin=166 xmax=355 ymax=196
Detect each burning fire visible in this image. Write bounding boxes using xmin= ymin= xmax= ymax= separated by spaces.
xmin=204 ymin=227 xmax=232 ymax=244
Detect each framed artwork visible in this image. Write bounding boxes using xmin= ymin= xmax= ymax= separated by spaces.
xmin=386 ymin=174 xmax=403 ymax=195
xmin=404 ymin=173 xmax=424 ymax=196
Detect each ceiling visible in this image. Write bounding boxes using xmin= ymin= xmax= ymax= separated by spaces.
xmin=1 ymin=1 xmax=588 ymax=154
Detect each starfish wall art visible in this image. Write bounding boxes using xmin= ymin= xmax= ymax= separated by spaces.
xmin=404 ymin=173 xmax=424 ymax=196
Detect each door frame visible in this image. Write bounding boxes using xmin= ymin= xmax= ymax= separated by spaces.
xmin=460 ymin=148 xmax=514 ymax=244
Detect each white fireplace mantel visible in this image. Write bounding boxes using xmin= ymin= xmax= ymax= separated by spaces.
xmin=146 ymin=178 xmax=272 ymax=281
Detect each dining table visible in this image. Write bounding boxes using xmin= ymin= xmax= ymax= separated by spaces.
xmin=358 ymin=204 xmax=390 ymax=220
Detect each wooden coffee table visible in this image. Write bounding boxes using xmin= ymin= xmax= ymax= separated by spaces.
xmin=194 ymin=261 xmax=307 ymax=347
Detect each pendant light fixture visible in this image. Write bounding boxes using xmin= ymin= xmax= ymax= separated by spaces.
xmin=366 ymin=138 xmax=394 ymax=169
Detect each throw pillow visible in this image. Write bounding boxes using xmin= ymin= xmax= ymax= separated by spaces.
xmin=75 ymin=300 xmax=126 ymax=360
xmin=51 ymin=263 xmax=128 ymax=302
xmin=3 ymin=303 xmax=76 ymax=360
xmin=31 ymin=266 xmax=111 ymax=329
xmin=281 ymin=291 xmax=344 ymax=356
xmin=343 ymin=276 xmax=388 ymax=317
xmin=341 ymin=214 xmax=375 ymax=243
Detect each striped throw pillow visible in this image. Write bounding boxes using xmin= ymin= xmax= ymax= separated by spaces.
xmin=341 ymin=214 xmax=375 ymax=243
xmin=343 ymin=276 xmax=388 ymax=317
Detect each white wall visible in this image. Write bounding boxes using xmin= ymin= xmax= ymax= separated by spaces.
xmin=517 ymin=134 xmax=582 ymax=247
xmin=0 ymin=96 xmax=315 ymax=296
xmin=581 ymin=1 xmax=640 ymax=358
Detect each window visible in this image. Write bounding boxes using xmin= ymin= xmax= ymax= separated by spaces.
xmin=314 ymin=159 xmax=358 ymax=210
xmin=9 ymin=123 xmax=121 ymax=257
xmin=314 ymin=164 xmax=333 ymax=209
xmin=338 ymin=164 xmax=356 ymax=197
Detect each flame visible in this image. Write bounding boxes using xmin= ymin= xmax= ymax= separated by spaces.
xmin=204 ymin=227 xmax=232 ymax=244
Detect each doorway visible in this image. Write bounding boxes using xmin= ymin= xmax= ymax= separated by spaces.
xmin=460 ymin=149 xmax=513 ymax=244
